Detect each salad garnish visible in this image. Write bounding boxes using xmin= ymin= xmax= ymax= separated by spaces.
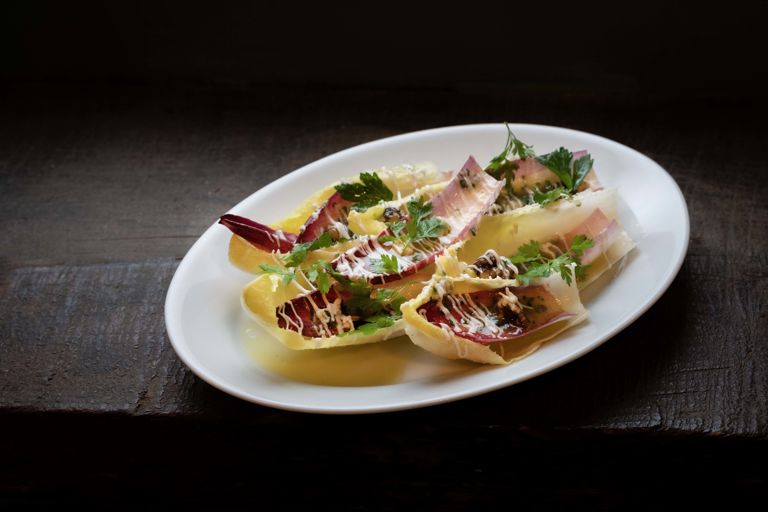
xmin=484 ymin=124 xmax=598 ymax=210
xmin=379 ymin=196 xmax=449 ymax=248
xmin=510 ymin=235 xmax=594 ymax=286
xmin=334 ymin=172 xmax=393 ymax=212
xmin=223 ymin=127 xmax=635 ymax=364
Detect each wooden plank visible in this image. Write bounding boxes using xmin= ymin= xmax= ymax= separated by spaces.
xmin=1 ymin=257 xmax=765 ymax=435
xmin=0 ymin=84 xmax=767 ymax=436
xmin=0 ymin=84 xmax=765 ymax=269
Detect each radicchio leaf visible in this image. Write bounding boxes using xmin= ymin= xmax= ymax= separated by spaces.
xmin=296 ymin=192 xmax=354 ymax=243
xmin=332 ymin=156 xmax=504 ymax=284
xmin=417 ymin=285 xmax=573 ymax=344
xmin=219 ymin=214 xmax=296 ymax=252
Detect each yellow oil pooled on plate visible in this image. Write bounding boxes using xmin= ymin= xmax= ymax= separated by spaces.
xmin=243 ymin=325 xmax=421 ymax=387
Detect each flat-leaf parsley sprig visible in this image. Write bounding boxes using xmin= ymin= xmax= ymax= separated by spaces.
xmin=485 ymin=123 xmax=536 ymax=196
xmin=509 ymin=235 xmax=594 ymax=285
xmin=535 ymin=148 xmax=594 ymax=196
xmin=381 ymin=196 xmax=449 ymax=249
xmin=484 ymin=124 xmax=595 ymax=207
xmin=334 ymin=172 xmax=393 ymax=212
xmin=333 ymin=274 xmax=408 ymax=337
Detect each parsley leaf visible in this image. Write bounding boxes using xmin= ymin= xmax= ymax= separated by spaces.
xmin=388 ymin=219 xmax=406 ymax=238
xmin=337 ymin=285 xmax=406 ymax=337
xmin=352 ymin=314 xmax=399 ymax=336
xmin=508 ymin=240 xmax=541 ymax=265
xmin=486 ymin=123 xmax=536 ymax=198
xmin=258 ymin=264 xmax=296 ymax=285
xmin=516 ymin=253 xmax=581 ymax=286
xmin=338 ymin=313 xmax=402 ymax=337
xmin=388 ymin=196 xmax=449 ymax=247
xmin=371 ymin=254 xmax=400 ymax=274
xmin=305 ymin=258 xmax=408 ymax=337
xmin=261 ymin=258 xmax=335 ymax=292
xmin=535 ymin=148 xmax=594 ymax=194
xmin=535 ymin=147 xmax=575 ymax=189
xmin=415 ymin=216 xmax=448 ymax=241
xmin=405 ymin=195 xmax=432 ymax=220
xmin=575 ymin=262 xmax=591 ymax=281
xmin=486 ymin=122 xmax=535 ymax=174
xmin=283 ymin=231 xmax=335 ymax=267
xmin=337 ymin=278 xmax=406 ymax=319
xmin=572 ymin=154 xmax=594 ymax=191
xmin=342 ymin=281 xmax=380 ymax=317
xmin=517 ymin=258 xmax=564 ymax=285
xmin=372 ymin=287 xmax=407 ymax=312
xmin=532 ymin=186 xmax=568 ymax=206
xmin=569 ymin=234 xmax=594 ymax=257
xmin=510 ymin=236 xmax=595 ymax=286
xmin=306 ymin=259 xmax=333 ymax=293
xmin=334 ymin=172 xmax=393 ymax=212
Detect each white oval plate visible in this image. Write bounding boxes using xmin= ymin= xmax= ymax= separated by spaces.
xmin=164 ymin=124 xmax=689 ymax=414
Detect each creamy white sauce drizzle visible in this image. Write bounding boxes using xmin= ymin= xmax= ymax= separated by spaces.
xmin=337 ymin=164 xmax=501 ymax=279
xmin=466 ymin=250 xmax=519 ymax=279
xmin=497 ymin=288 xmax=523 ymax=315
xmin=539 ymin=241 xmax=564 ymax=260
xmin=334 ymin=234 xmax=444 ymax=279
xmin=277 ymin=300 xmax=304 ymax=333
xmin=425 ymin=283 xmax=529 ymax=340
xmin=323 ymin=209 xmax=352 ymax=240
xmin=489 ymin=191 xmax=526 ymax=215
xmin=260 ymin=227 xmax=291 ymax=250
xmin=278 ymin=289 xmax=355 ymax=339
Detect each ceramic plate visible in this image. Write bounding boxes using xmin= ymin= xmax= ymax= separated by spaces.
xmin=164 ymin=124 xmax=689 ymax=413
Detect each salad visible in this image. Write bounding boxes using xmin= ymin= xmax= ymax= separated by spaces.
xmin=219 ymin=125 xmax=635 ymax=364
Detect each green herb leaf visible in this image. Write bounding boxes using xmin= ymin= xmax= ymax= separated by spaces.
xmin=387 ymin=196 xmax=449 ymax=247
xmin=258 ymin=264 xmax=296 ymax=285
xmin=371 ymin=253 xmax=399 ymax=274
xmin=406 ymin=195 xmax=432 ymax=220
xmin=517 ymin=253 xmax=577 ymax=285
xmin=388 ymin=220 xmax=406 ymax=237
xmin=355 ymin=314 xmax=399 ymax=335
xmin=569 ymin=234 xmax=594 ymax=257
xmin=306 ymin=259 xmax=333 ymax=293
xmin=535 ymin=148 xmax=594 ymax=194
xmin=508 ymin=240 xmax=541 ymax=264
xmin=571 ymin=154 xmax=594 ymax=191
xmin=415 ymin=216 xmax=448 ymax=241
xmin=486 ymin=123 xmax=535 ymax=174
xmin=338 ymin=312 xmax=402 ymax=337
xmin=535 ymin=147 xmax=574 ymax=190
xmin=283 ymin=231 xmax=335 ymax=267
xmin=510 ymin=235 xmax=595 ymax=286
xmin=557 ymin=256 xmax=575 ymax=285
xmin=372 ymin=287 xmax=407 ymax=312
xmin=575 ymin=263 xmax=591 ymax=281
xmin=485 ymin=124 xmax=535 ymax=199
xmin=343 ymin=286 xmax=377 ymax=317
xmin=337 ymin=285 xmax=406 ymax=337
xmin=334 ymin=172 xmax=393 ymax=211
xmin=517 ymin=259 xmax=562 ymax=285
xmin=532 ymin=186 xmax=568 ymax=206
xmin=340 ymin=279 xmax=406 ymax=320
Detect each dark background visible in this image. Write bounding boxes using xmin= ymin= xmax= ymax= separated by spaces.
xmin=2 ymin=1 xmax=768 ymax=508
xmin=2 ymin=1 xmax=766 ymax=99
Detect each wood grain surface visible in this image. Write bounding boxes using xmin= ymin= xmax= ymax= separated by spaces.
xmin=1 ymin=84 xmax=766 ymax=430
xmin=0 ymin=83 xmax=767 ymax=504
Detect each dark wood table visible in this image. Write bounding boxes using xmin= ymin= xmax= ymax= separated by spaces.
xmin=1 ymin=83 xmax=766 ymax=507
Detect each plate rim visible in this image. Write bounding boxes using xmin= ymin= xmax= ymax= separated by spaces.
xmin=164 ymin=122 xmax=690 ymax=414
